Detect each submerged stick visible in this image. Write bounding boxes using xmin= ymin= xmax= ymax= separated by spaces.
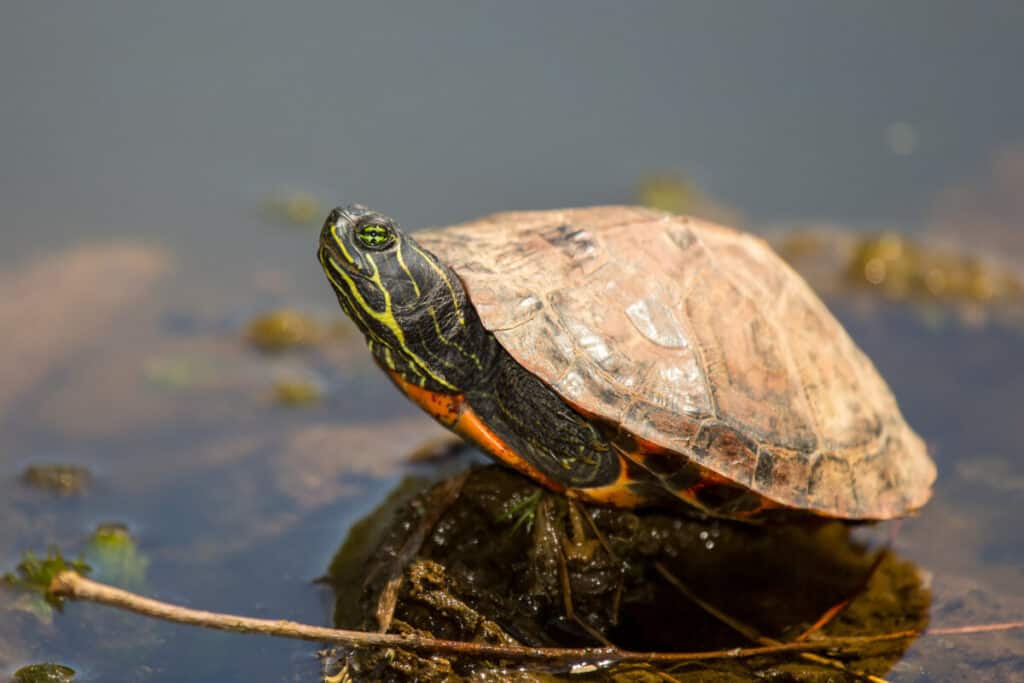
xmin=47 ymin=571 xmax=1024 ymax=667
xmin=654 ymin=561 xmax=888 ymax=683
xmin=795 ymin=548 xmax=891 ymax=642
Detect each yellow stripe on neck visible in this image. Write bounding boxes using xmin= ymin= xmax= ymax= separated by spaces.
xmin=324 ymin=253 xmax=456 ymax=391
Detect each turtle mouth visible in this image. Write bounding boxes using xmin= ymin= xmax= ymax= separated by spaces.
xmin=318 ymin=217 xmax=372 ymax=281
xmin=319 ymin=245 xmax=369 ymax=282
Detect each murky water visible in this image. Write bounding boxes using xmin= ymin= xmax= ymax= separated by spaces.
xmin=2 ymin=4 xmax=1022 ymax=681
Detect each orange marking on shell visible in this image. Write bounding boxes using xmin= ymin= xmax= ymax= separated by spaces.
xmin=569 ymin=480 xmax=646 ymax=507
xmin=566 ymin=452 xmax=649 ymax=508
xmin=622 ymin=434 xmax=788 ymax=516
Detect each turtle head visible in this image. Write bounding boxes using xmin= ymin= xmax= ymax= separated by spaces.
xmin=319 ymin=202 xmax=415 ymax=288
xmin=318 ymin=203 xmax=436 ymax=319
xmin=318 ymin=204 xmax=479 ymax=391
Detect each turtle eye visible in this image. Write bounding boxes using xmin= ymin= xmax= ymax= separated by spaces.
xmin=356 ymin=223 xmax=395 ymax=250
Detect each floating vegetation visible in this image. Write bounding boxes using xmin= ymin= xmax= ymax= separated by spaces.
xmin=3 ymin=549 xmax=90 ymax=610
xmin=636 ymin=172 xmax=702 ymax=214
xmin=775 ymin=228 xmax=1024 ymax=329
xmin=245 ymin=309 xmax=322 ymax=352
xmin=262 ymin=190 xmax=323 ymax=227
xmin=11 ymin=663 xmax=76 ymax=683
xmin=847 ymin=232 xmax=1022 ymax=304
xmin=271 ymin=377 xmax=324 ymax=407
xmin=20 ymin=464 xmax=92 ymax=496
xmin=85 ymin=523 xmax=149 ymax=591
xmin=143 ymin=355 xmax=217 ymax=390
xmin=635 ymin=172 xmax=744 ymax=226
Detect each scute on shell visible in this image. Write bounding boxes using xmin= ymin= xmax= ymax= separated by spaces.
xmin=416 ymin=206 xmax=936 ymax=519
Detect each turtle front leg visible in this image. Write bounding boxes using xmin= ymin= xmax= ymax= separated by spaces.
xmin=464 ymin=353 xmax=623 ymax=492
xmin=530 ymin=496 xmax=614 ymax=646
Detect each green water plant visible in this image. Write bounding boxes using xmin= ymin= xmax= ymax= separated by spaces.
xmin=3 ymin=548 xmax=90 ymax=610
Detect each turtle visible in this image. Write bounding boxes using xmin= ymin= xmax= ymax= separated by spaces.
xmin=317 ymin=204 xmax=936 ymax=521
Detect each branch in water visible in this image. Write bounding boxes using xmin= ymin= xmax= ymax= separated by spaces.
xmin=47 ymin=571 xmax=1024 ymax=668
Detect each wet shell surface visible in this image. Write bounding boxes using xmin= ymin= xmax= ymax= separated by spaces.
xmin=416 ymin=206 xmax=936 ymax=519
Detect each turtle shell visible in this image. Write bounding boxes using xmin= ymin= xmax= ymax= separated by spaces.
xmin=416 ymin=206 xmax=936 ymax=520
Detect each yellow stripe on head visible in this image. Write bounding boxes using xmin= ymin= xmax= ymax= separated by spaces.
xmin=393 ymin=235 xmax=421 ymax=298
xmin=324 ymin=252 xmax=456 ymax=391
xmin=326 ymin=224 xmax=358 ymax=266
xmin=411 ymin=243 xmax=464 ymax=326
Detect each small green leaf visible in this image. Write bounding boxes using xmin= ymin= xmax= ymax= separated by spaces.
xmin=3 ymin=548 xmax=90 ymax=610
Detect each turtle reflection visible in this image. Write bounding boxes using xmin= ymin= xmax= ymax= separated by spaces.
xmin=326 ymin=466 xmax=930 ymax=681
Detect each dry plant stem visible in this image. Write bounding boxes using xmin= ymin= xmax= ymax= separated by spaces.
xmin=573 ymin=501 xmax=617 ymax=560
xmin=930 ymin=622 xmax=1024 ymax=636
xmin=374 ymin=471 xmax=469 ymax=633
xmin=795 ymin=548 xmax=890 ymax=642
xmin=654 ymin=562 xmax=888 ymax=683
xmin=47 ymin=571 xmax=1024 ymax=667
xmin=653 ymin=562 xmax=763 ymax=643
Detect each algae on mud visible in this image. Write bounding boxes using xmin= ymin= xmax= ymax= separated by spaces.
xmin=324 ymin=466 xmax=930 ymax=681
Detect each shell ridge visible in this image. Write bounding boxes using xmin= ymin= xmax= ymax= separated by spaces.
xmin=766 ymin=286 xmax=828 ymax=451
xmin=770 ymin=267 xmax=883 ymax=512
xmin=675 ymin=225 xmax=723 ymax=423
xmin=683 ymin=222 xmax=852 ymax=508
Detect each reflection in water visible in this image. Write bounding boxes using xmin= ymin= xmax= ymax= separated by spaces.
xmin=327 ymin=466 xmax=930 ymax=680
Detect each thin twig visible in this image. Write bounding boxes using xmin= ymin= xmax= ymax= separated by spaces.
xmin=796 ymin=548 xmax=890 ymax=641
xmin=573 ymin=500 xmax=617 ymax=561
xmin=47 ymin=571 xmax=1024 ymax=668
xmin=930 ymin=622 xmax=1024 ymax=636
xmin=653 ymin=562 xmax=763 ymax=642
xmin=654 ymin=562 xmax=889 ymax=683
